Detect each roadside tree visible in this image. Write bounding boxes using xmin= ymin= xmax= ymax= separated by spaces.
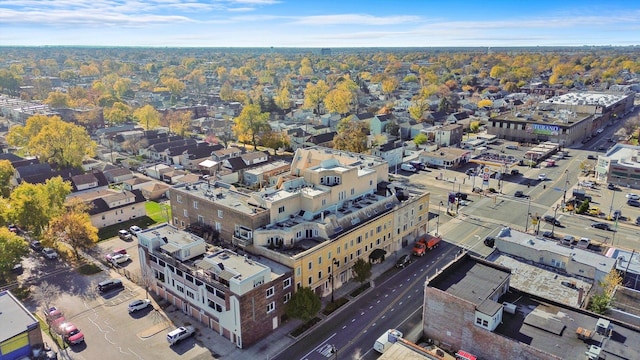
xmin=352 ymin=258 xmax=372 ymax=284
xmin=0 ymin=228 xmax=28 ymax=284
xmin=285 ymin=286 xmax=321 ymax=322
xmin=44 ymin=200 xmax=98 ymax=260
xmin=0 ymin=160 xmax=15 ymax=198
xmin=232 ymin=104 xmax=270 ymax=150
xmin=333 ymin=116 xmax=368 ymax=154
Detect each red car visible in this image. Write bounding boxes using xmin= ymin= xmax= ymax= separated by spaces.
xmin=58 ymin=322 xmax=85 ymax=345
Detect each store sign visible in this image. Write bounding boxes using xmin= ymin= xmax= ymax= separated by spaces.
xmin=526 ymin=124 xmax=560 ymax=135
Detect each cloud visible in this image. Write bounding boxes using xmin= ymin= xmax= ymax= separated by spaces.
xmin=227 ymin=7 xmax=257 ymax=12
xmin=292 ymin=14 xmax=421 ymax=26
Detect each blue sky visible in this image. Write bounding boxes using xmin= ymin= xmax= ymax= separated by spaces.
xmin=1 ymin=0 xmax=639 ymax=47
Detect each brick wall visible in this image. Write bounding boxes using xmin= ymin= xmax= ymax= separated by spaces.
xmin=423 ymin=287 xmax=560 ymax=360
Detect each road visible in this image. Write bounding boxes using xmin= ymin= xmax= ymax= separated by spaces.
xmin=273 ymin=242 xmax=461 ymax=360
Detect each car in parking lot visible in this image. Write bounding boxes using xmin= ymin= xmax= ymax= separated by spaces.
xmin=109 ymin=253 xmax=130 ymax=265
xmin=591 ymin=222 xmax=612 ymax=231
xmin=97 ymin=279 xmax=124 ymax=293
xmin=129 ymin=225 xmax=142 ymax=236
xmin=42 ymin=248 xmax=58 ymax=260
xmin=395 ymin=254 xmax=410 ymax=268
xmin=538 ymin=173 xmax=547 ymax=181
xmin=626 ymin=193 xmax=640 ymax=200
xmin=636 ymin=216 xmax=640 ymax=226
xmin=587 ymin=155 xmax=597 ymax=160
xmin=613 ymin=210 xmax=622 ymax=220
xmin=562 ymin=235 xmax=576 ymax=245
xmin=128 ymin=299 xmax=152 ymax=313
xmin=58 ymin=323 xmax=84 ymax=345
xmin=543 ymin=215 xmax=561 ymax=226
xmin=608 ymin=183 xmax=619 ymax=190
xmin=118 ymin=229 xmax=133 ymax=241
xmin=542 ymin=231 xmax=555 ymax=239
xmin=30 ymin=240 xmax=44 ymax=252
xmin=105 ymin=248 xmax=127 ymax=261
xmin=505 ymin=145 xmax=518 ymax=150
xmin=627 ymin=199 xmax=640 ymax=207
xmin=514 ymin=190 xmax=528 ymax=198
xmin=454 ymin=192 xmax=468 ymax=200
xmin=167 ymin=326 xmax=196 ymax=345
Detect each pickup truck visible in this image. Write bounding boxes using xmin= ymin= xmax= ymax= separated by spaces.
xmin=167 ymin=326 xmax=196 ymax=345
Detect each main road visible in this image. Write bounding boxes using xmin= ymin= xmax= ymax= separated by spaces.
xmin=272 ymin=242 xmax=461 ymax=360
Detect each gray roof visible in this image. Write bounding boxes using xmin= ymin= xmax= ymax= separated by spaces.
xmin=0 ymin=291 xmax=39 ymax=342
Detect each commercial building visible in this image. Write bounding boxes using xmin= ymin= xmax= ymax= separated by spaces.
xmin=595 ymin=143 xmax=640 ymax=188
xmin=137 ymin=224 xmax=291 ymax=348
xmin=169 ymin=147 xmax=430 ymax=299
xmin=423 ymin=254 xmax=640 ymax=360
xmin=0 ymin=290 xmax=43 ymax=359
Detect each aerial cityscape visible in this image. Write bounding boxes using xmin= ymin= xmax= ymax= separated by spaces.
xmin=1 ymin=2 xmax=640 ymax=360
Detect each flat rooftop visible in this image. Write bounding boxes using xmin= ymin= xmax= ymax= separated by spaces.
xmin=493 ymin=254 xmax=592 ymax=308
xmin=492 ymin=109 xmax=591 ymax=126
xmin=497 ymin=291 xmax=640 ymax=360
xmin=173 ymin=181 xmax=268 ymax=216
xmin=0 ymin=291 xmax=38 ymax=342
xmin=140 ymin=223 xmax=205 ymax=246
xmin=428 ymin=255 xmax=510 ymax=306
xmin=542 ymin=92 xmax=629 ymax=107
xmin=604 ymin=143 xmax=640 ymax=170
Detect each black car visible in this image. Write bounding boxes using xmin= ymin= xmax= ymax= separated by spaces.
xmin=541 ymin=231 xmax=555 ymax=239
xmin=587 ymin=155 xmax=597 ymax=160
xmin=97 ymin=279 xmax=124 ymax=293
xmin=636 ymin=216 xmax=640 ymax=226
xmin=483 ymin=236 xmax=495 ymax=247
xmin=543 ymin=215 xmax=561 ymax=226
xmin=30 ymin=240 xmax=44 ymax=252
xmin=608 ymin=183 xmax=618 ymax=190
xmin=395 ymin=254 xmax=410 ymax=268
xmin=627 ymin=199 xmax=640 ymax=207
xmin=514 ymin=190 xmax=528 ymax=198
xmin=591 ymin=222 xmax=612 ymax=231
xmin=455 ymin=192 xmax=468 ymax=200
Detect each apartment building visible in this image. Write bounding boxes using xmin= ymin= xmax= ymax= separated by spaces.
xmin=595 ymin=143 xmax=640 ymax=189
xmin=169 ymin=147 xmax=429 ymax=299
xmin=137 ymin=224 xmax=292 ymax=348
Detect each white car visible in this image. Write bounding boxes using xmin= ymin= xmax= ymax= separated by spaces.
xmin=580 ymin=181 xmax=595 ymax=188
xmin=129 ymin=225 xmax=142 ymax=235
xmin=128 ymin=299 xmax=152 ymax=313
xmin=109 ymin=253 xmax=130 ymax=265
xmin=538 ymin=173 xmax=547 ymax=181
xmin=42 ymin=248 xmax=58 ymax=260
xmin=167 ymin=326 xmax=196 ymax=345
xmin=626 ymin=193 xmax=640 ymax=200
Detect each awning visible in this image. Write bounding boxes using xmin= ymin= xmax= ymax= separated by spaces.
xmin=369 ymin=248 xmax=387 ymax=260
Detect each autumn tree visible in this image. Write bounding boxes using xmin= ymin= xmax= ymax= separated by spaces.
xmin=232 ymin=104 xmax=270 ymax=150
xmin=44 ymin=200 xmax=98 ymax=260
xmin=478 ymin=99 xmax=493 ymax=109
xmin=163 ymin=110 xmax=193 ymax=137
xmin=413 ymin=133 xmax=428 ymax=145
xmin=381 ymin=77 xmax=399 ymax=97
xmin=7 ymin=115 xmax=96 ymax=169
xmin=274 ymin=85 xmax=291 ymax=111
xmin=113 ymin=78 xmax=132 ymax=99
xmin=134 ymin=104 xmax=161 ymax=130
xmin=219 ymin=81 xmax=234 ymax=102
xmin=259 ymin=130 xmax=289 ymax=155
xmin=285 ymin=286 xmax=321 ymax=322
xmin=104 ymin=102 xmax=132 ymax=125
xmin=333 ymin=116 xmax=368 ymax=153
xmin=7 ymin=177 xmax=71 ymax=236
xmin=408 ymin=98 xmax=430 ymax=122
xmin=44 ymin=91 xmax=73 ymax=108
xmin=303 ymin=80 xmax=329 ymax=115
xmin=0 ymin=228 xmax=28 ymax=283
xmin=0 ymin=160 xmax=15 ymax=198
xmin=470 ymin=121 xmax=481 ymax=133
xmin=161 ymin=77 xmax=186 ymax=104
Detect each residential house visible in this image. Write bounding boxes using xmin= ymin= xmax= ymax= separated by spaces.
xmin=103 ymin=167 xmax=134 ymax=184
xmin=161 ymin=169 xmax=188 ymax=184
xmin=434 ymin=124 xmax=464 ymax=147
xmin=137 ymin=224 xmax=292 ymax=348
xmin=370 ymin=114 xmax=391 ymax=136
xmin=447 ymin=111 xmax=469 ymax=124
xmin=305 ymin=131 xmax=337 ymax=148
xmin=242 ymin=160 xmax=290 ymax=187
xmin=122 ymin=176 xmax=153 ymax=191
xmin=140 ymin=182 xmax=171 ymax=200
xmin=371 ymin=141 xmax=404 ymax=168
xmin=70 ymin=172 xmax=108 ymax=192
xmin=144 ymin=164 xmax=173 ymax=180
xmin=68 ymin=188 xmax=146 ymax=228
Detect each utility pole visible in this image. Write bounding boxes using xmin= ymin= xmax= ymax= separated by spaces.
xmin=551 ymin=205 xmax=559 ymax=236
xmin=525 ymin=196 xmax=532 ymax=232
xmin=436 ymin=201 xmax=443 ymax=236
xmin=608 ymin=190 xmax=616 ymax=220
xmin=562 ymin=169 xmax=569 ymax=207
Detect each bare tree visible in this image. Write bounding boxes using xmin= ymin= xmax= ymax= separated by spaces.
xmin=32 ymin=281 xmax=62 ymax=316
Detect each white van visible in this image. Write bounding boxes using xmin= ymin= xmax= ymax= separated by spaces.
xmin=400 ymin=163 xmax=417 ymax=172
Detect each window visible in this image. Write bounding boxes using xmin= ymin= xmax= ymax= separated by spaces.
xmin=318 ymin=271 xmax=322 ymax=279
xmin=322 ymin=199 xmax=326 ymax=206
xmin=177 ymin=195 xmax=182 ymax=204
xmin=356 ymin=236 xmax=362 ymax=244
xmin=193 ymin=201 xmax=198 ymax=209
xmin=218 ymin=210 xmax=223 ymax=218
xmin=482 ymin=320 xmax=488 ymax=327
xmin=283 ymin=277 xmax=291 ymax=289
xmin=476 ymin=318 xmax=482 ymax=325
xmin=351 ymin=188 xmax=355 ymax=195
xmin=308 ymin=276 xmax=312 ymax=285
xmin=176 ymin=284 xmax=184 ymax=293
xmin=253 ymin=277 xmax=264 ymax=287
xmin=278 ymin=206 xmax=285 ymax=213
xmin=186 ymin=290 xmax=195 ymax=300
xmin=377 ymin=225 xmax=382 ymax=233
xmin=198 ymin=215 xmax=204 ymax=225
xmin=183 ymin=209 xmax=188 ymax=217
xmin=267 ymin=302 xmax=275 ymax=314
xmin=284 ymin=292 xmax=291 ymax=303
xmin=215 ymin=222 xmax=221 ymax=231
xmin=308 ymin=261 xmax=312 ymax=270
xmin=296 ymin=267 xmax=301 ymax=276
xmin=266 ymin=287 xmax=274 ymax=298
xmin=356 ymin=249 xmax=362 ymax=256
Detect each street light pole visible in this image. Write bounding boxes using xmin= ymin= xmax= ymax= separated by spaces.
xmin=608 ymin=190 xmax=616 ymax=220
xmin=437 ymin=201 xmax=443 ymax=236
xmin=525 ymin=196 xmax=531 ymax=232
xmin=551 ymin=205 xmax=559 ymax=236
xmin=562 ymin=169 xmax=569 ymax=206
xmin=331 ymin=259 xmax=339 ymax=303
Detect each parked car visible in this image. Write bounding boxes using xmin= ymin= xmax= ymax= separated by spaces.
xmin=167 ymin=326 xmax=195 ymax=345
xmin=510 ymin=169 xmax=520 ymax=175
xmin=118 ymin=229 xmax=133 ymax=241
xmin=543 ymin=215 xmax=561 ymax=226
xmin=562 ymin=235 xmax=576 ymax=245
xmin=105 ymin=248 xmax=127 ymax=261
xmin=8 ymin=224 xmax=19 ymax=233
xmin=538 ymin=173 xmax=547 ymax=181
xmin=635 ymin=216 xmax=640 ymax=226
xmin=30 ymin=240 xmax=44 ymax=252
xmin=42 ymin=248 xmax=58 ymax=260
xmin=109 ymin=253 xmax=130 ymax=265
xmin=608 ymin=183 xmax=619 ymax=190
xmin=626 ymin=193 xmax=640 ymax=200
xmin=483 ymin=236 xmax=495 ymax=247
xmin=613 ymin=210 xmax=622 ymax=220
xmin=542 ymin=231 xmax=555 ymax=239
xmin=128 ymin=299 xmax=152 ymax=313
xmin=587 ymin=155 xmax=597 ymax=160
xmin=465 ymin=168 xmax=475 ymax=175
xmin=454 ymin=192 xmax=468 ymax=200
xmin=591 ymin=222 xmax=612 ymax=231
xmin=514 ymin=190 xmax=528 ymax=198
xmin=395 ymin=254 xmax=410 ymax=268
xmin=505 ymin=145 xmax=518 ymax=150
xmin=129 ymin=225 xmax=142 ymax=235
xmin=58 ymin=323 xmax=84 ymax=345
xmin=627 ymin=199 xmax=640 ymax=207
xmin=97 ymin=279 xmax=124 ymax=293
xmin=400 ymin=163 xmax=417 ymax=173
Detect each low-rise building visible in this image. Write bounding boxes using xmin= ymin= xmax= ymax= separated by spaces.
xmin=137 ymin=224 xmax=291 ymax=348
xmin=0 ymin=290 xmax=44 ymax=359
xmin=68 ymin=188 xmax=146 ymax=228
xmin=595 ymin=143 xmax=640 ymax=188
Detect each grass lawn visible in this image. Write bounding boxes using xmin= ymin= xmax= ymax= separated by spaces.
xmin=97 ymin=201 xmax=171 ymax=241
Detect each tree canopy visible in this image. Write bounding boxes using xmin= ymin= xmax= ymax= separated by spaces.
xmin=285 ymin=286 xmax=321 ymax=322
xmin=352 ymin=258 xmax=372 ymax=284
xmin=232 ymin=104 xmax=270 ymax=149
xmin=44 ymin=200 xmax=98 ymax=260
xmin=333 ymin=116 xmax=368 ymax=153
xmin=0 ymin=228 xmax=28 ymax=283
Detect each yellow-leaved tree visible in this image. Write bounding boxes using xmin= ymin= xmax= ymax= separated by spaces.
xmin=232 ymin=104 xmax=270 ymax=150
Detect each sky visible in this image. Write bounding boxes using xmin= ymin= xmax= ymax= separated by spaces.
xmin=1 ymin=0 xmax=639 ymax=47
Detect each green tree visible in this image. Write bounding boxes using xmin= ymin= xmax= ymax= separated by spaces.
xmin=0 ymin=228 xmax=28 ymax=283
xmin=588 ymin=293 xmax=610 ymax=314
xmin=333 ymin=116 xmax=368 ymax=153
xmin=0 ymin=160 xmax=15 ymax=198
xmin=8 ymin=177 xmax=71 ymax=236
xmin=576 ymin=200 xmax=590 ymax=214
xmin=44 ymin=200 xmax=98 ymax=260
xmin=352 ymin=258 xmax=372 ymax=284
xmin=285 ymin=287 xmax=321 ymax=322
xmin=259 ymin=130 xmax=288 ymax=155
xmin=134 ymin=104 xmax=161 ymax=130
xmin=413 ymin=133 xmax=428 ymax=145
xmin=470 ymin=121 xmax=481 ymax=133
xmin=232 ymin=104 xmax=270 ymax=149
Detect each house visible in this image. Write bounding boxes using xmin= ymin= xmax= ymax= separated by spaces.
xmin=70 ymin=172 xmax=109 ymax=192
xmin=0 ymin=290 xmax=44 ymax=359
xmin=419 ymin=148 xmax=472 ymax=169
xmin=102 ymin=167 xmax=134 ymax=184
xmin=370 ymin=141 xmax=404 ymax=168
xmin=447 ymin=111 xmax=469 ymax=124
xmin=242 ymin=160 xmax=290 ymax=187
xmin=161 ymin=169 xmax=188 ymax=184
xmin=122 ymin=176 xmax=153 ymax=191
xmin=137 ymin=224 xmax=292 ymax=348
xmin=434 ymin=124 xmax=464 ymax=147
xmin=212 ymin=147 xmax=242 ymax=162
xmin=370 ymin=114 xmax=391 ymax=135
xmin=140 ymin=182 xmax=171 ymax=200
xmin=68 ymin=188 xmax=146 ymax=228
xmin=144 ymin=164 xmax=173 ymax=180
xmin=306 ymin=131 xmax=337 ymax=148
